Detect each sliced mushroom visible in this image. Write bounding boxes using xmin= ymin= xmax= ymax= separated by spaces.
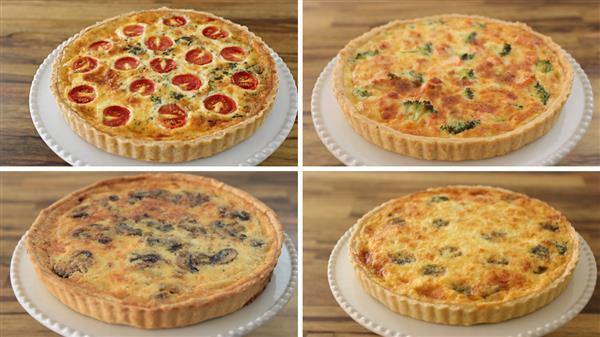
xmin=52 ymin=250 xmax=94 ymax=278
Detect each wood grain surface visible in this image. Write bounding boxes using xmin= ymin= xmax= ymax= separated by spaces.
xmin=0 ymin=0 xmax=297 ymax=166
xmin=303 ymin=172 xmax=600 ymax=336
xmin=303 ymin=0 xmax=600 ymax=166
xmin=0 ymin=172 xmax=298 ymax=337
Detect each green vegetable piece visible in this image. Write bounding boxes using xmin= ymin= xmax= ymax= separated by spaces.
xmin=535 ymin=60 xmax=553 ymax=73
xmin=124 ymin=44 xmax=145 ymax=55
xmin=440 ymin=119 xmax=481 ymax=134
xmin=439 ymin=246 xmax=462 ymax=258
xmin=476 ymin=22 xmax=487 ymax=29
xmin=461 ymin=53 xmax=475 ymax=61
xmin=390 ymin=252 xmax=416 ymax=265
xmin=499 ymin=43 xmax=512 ymax=56
xmin=402 ymin=100 xmax=437 ymax=120
xmin=174 ymin=36 xmax=193 ymax=45
xmin=171 ymin=92 xmax=184 ymax=100
xmin=420 ymin=42 xmax=433 ymax=55
xmin=388 ymin=71 xmax=424 ymax=85
xmin=430 ymin=195 xmax=449 ymax=203
xmin=533 ymin=265 xmax=548 ymax=274
xmin=530 ymin=245 xmax=550 ymax=259
xmin=464 ymin=87 xmax=474 ymax=99
xmin=540 ymin=222 xmax=559 ymax=232
xmin=432 ymin=218 xmax=449 ymax=228
xmin=452 ymin=283 xmax=472 ymax=295
xmin=513 ymin=103 xmax=524 ymax=110
xmin=422 ymin=264 xmax=446 ymax=276
xmin=355 ymin=50 xmax=379 ymax=60
xmin=466 ymin=31 xmax=477 ymax=43
xmin=534 ymin=81 xmax=550 ymax=105
xmin=353 ymin=88 xmax=371 ymax=98
xmin=459 ymin=69 xmax=475 ymax=80
xmin=554 ymin=241 xmax=568 ymax=255
xmin=150 ymin=96 xmax=161 ymax=104
xmin=487 ymin=256 xmax=509 ymax=265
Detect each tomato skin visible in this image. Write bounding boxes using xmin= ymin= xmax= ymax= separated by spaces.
xmin=68 ymin=85 xmax=96 ymax=104
xmin=89 ymin=40 xmax=112 ymax=51
xmin=102 ymin=106 xmax=131 ymax=127
xmin=232 ymin=71 xmax=258 ymax=90
xmin=202 ymin=26 xmax=228 ymax=39
xmin=220 ymin=47 xmax=246 ymax=62
xmin=204 ymin=94 xmax=237 ymax=115
xmin=172 ymin=74 xmax=202 ymax=91
xmin=129 ymin=79 xmax=155 ymax=96
xmin=185 ymin=48 xmax=212 ymax=65
xmin=72 ymin=56 xmax=98 ymax=73
xmin=114 ymin=57 xmax=140 ymax=71
xmin=158 ymin=104 xmax=187 ymax=129
xmin=145 ymin=36 xmax=173 ymax=52
xmin=123 ymin=24 xmax=144 ymax=37
xmin=163 ymin=16 xmax=187 ymax=27
xmin=150 ymin=58 xmax=177 ymax=73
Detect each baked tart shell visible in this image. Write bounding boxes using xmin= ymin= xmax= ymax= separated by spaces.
xmin=333 ymin=14 xmax=574 ymax=161
xmin=50 ymin=8 xmax=278 ymax=163
xmin=348 ymin=186 xmax=579 ymax=325
xmin=26 ymin=174 xmax=284 ymax=328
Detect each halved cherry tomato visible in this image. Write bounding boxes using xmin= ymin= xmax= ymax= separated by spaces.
xmin=102 ymin=106 xmax=130 ymax=127
xmin=68 ymin=85 xmax=96 ymax=104
xmin=220 ymin=46 xmax=245 ymax=62
xmin=163 ymin=16 xmax=187 ymax=27
xmin=89 ymin=40 xmax=112 ymax=51
xmin=114 ymin=57 xmax=140 ymax=70
xmin=123 ymin=24 xmax=144 ymax=37
xmin=204 ymin=94 xmax=236 ymax=114
xmin=150 ymin=58 xmax=177 ymax=73
xmin=232 ymin=71 xmax=258 ymax=90
xmin=185 ymin=48 xmax=212 ymax=65
xmin=145 ymin=36 xmax=173 ymax=52
xmin=172 ymin=74 xmax=202 ymax=91
xmin=72 ymin=56 xmax=98 ymax=73
xmin=158 ymin=104 xmax=187 ymax=129
xmin=202 ymin=26 xmax=228 ymax=39
xmin=129 ymin=79 xmax=155 ymax=96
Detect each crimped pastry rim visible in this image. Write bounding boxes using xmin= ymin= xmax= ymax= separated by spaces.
xmin=348 ymin=185 xmax=580 ymax=325
xmin=25 ymin=173 xmax=284 ymax=328
xmin=332 ymin=14 xmax=574 ymax=161
xmin=50 ymin=7 xmax=279 ymax=163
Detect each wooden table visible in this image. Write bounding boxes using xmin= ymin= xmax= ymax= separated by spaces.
xmin=0 ymin=172 xmax=298 ymax=337
xmin=303 ymin=0 xmax=600 ymax=166
xmin=0 ymin=0 xmax=297 ymax=166
xmin=304 ymin=172 xmax=600 ymax=337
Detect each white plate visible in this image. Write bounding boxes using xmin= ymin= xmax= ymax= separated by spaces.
xmin=328 ymin=227 xmax=596 ymax=337
xmin=29 ymin=39 xmax=297 ymax=166
xmin=11 ymin=232 xmax=297 ymax=337
xmin=311 ymin=53 xmax=593 ymax=166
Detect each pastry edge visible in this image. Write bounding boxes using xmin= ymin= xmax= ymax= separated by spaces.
xmin=332 ymin=14 xmax=574 ymax=161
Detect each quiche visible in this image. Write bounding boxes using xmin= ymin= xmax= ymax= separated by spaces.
xmin=349 ymin=186 xmax=579 ymax=325
xmin=51 ymin=8 xmax=278 ymax=162
xmin=333 ymin=15 xmax=573 ymax=161
xmin=26 ymin=174 xmax=283 ymax=328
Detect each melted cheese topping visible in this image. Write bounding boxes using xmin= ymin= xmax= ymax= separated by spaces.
xmin=56 ymin=9 xmax=276 ymax=141
xmin=30 ymin=175 xmax=281 ymax=306
xmin=351 ymin=186 xmax=577 ymax=305
xmin=341 ymin=16 xmax=569 ymax=137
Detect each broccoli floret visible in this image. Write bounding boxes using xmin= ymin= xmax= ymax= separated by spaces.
xmin=534 ymin=81 xmax=550 ymax=105
xmin=466 ymin=31 xmax=477 ymax=43
xmin=402 ymin=100 xmax=437 ymax=120
xmin=535 ymin=60 xmax=553 ymax=73
xmin=355 ymin=50 xmax=379 ymax=60
xmin=388 ymin=71 xmax=424 ymax=85
xmin=352 ymin=88 xmax=371 ymax=98
xmin=499 ymin=43 xmax=512 ymax=56
xmin=440 ymin=119 xmax=481 ymax=134
xmin=420 ymin=42 xmax=433 ymax=55
xmin=459 ymin=68 xmax=475 ymax=80
xmin=460 ymin=53 xmax=475 ymax=61
xmin=464 ymin=87 xmax=474 ymax=99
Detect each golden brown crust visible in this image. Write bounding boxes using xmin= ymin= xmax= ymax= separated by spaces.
xmin=26 ymin=173 xmax=283 ymax=328
xmin=349 ymin=185 xmax=579 ymax=325
xmin=333 ymin=14 xmax=573 ymax=161
xmin=50 ymin=8 xmax=278 ymax=162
